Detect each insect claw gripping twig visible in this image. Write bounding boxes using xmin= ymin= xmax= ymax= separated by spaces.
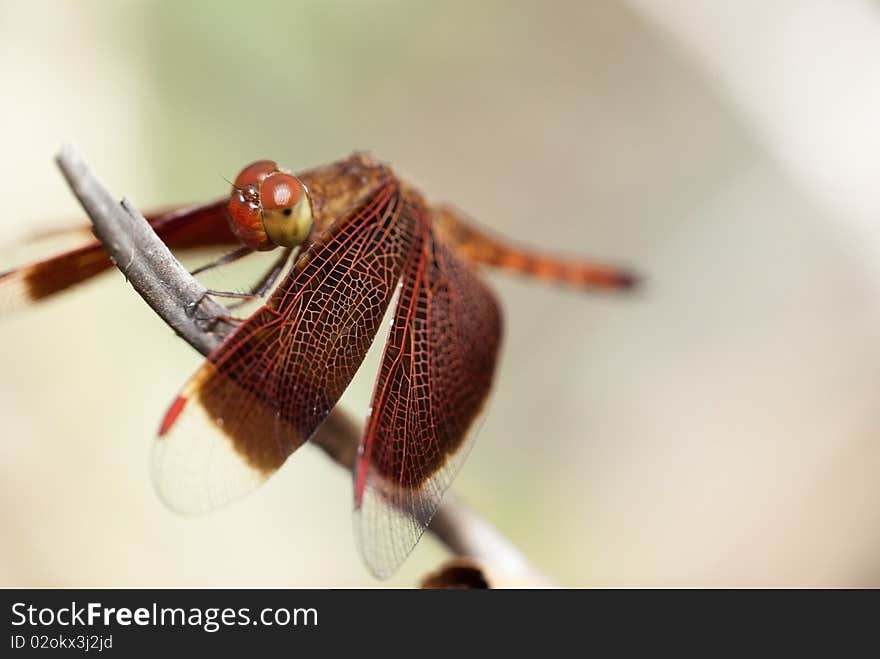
xmin=54 ymin=145 xmax=550 ymax=587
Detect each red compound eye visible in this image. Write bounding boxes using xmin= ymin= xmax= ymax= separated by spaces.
xmin=259 ymin=172 xmax=313 ymax=248
xmin=227 ymin=160 xmax=281 ymax=251
xmin=226 ymin=160 xmax=313 ymax=250
xmin=234 ymin=160 xmax=277 ymax=188
xmin=259 ymin=172 xmax=305 ymax=211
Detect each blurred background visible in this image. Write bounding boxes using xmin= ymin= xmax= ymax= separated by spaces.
xmin=1 ymin=0 xmax=879 ymax=587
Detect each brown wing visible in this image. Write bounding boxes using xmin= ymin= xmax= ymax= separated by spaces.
xmin=354 ymin=196 xmax=503 ymax=578
xmin=0 ymin=200 xmax=235 ymax=311
xmin=152 ymin=180 xmax=419 ymax=513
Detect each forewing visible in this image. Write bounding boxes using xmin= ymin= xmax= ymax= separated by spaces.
xmin=354 ymin=201 xmax=503 ymax=578
xmin=0 ymin=200 xmax=234 ymax=312
xmin=153 ymin=181 xmax=418 ymax=513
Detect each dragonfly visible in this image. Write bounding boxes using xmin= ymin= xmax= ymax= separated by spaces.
xmin=0 ymin=154 xmax=638 ymax=578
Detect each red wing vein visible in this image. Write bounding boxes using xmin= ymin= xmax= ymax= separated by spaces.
xmin=353 ymin=195 xmax=503 ymax=578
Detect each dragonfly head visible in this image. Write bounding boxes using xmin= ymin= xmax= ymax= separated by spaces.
xmin=227 ymin=160 xmax=314 ymax=251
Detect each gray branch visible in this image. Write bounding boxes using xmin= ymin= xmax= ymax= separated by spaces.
xmin=55 ymin=144 xmax=547 ymax=585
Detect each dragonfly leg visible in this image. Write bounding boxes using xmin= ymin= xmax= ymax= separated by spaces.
xmin=190 ymin=245 xmax=254 ymax=276
xmin=185 ymin=290 xmax=248 ymax=325
xmin=203 ymin=289 xmax=260 ymax=300
xmin=432 ymin=205 xmax=639 ymax=292
xmin=187 ymin=247 xmax=296 ymax=319
xmin=226 ymin=246 xmax=294 ymax=310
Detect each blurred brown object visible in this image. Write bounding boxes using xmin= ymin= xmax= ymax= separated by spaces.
xmin=421 ymin=559 xmax=490 ymax=589
xmin=421 ymin=558 xmax=555 ymax=589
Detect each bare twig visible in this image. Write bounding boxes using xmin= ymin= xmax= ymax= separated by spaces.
xmin=55 ymin=144 xmax=549 ymax=585
xmin=55 ymin=147 xmax=236 ymax=355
